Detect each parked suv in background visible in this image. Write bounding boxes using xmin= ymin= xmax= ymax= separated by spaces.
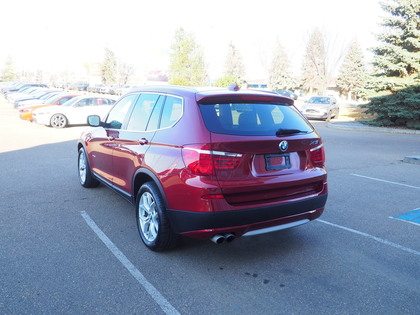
xmin=77 ymin=85 xmax=328 ymax=251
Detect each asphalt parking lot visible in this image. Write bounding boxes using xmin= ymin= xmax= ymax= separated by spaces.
xmin=1 ymin=97 xmax=419 ymax=314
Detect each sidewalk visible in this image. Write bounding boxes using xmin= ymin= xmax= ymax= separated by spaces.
xmin=326 ymin=102 xmax=420 ymax=135
xmin=327 ymin=119 xmax=420 ymax=135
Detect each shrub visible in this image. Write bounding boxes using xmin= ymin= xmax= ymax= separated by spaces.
xmin=362 ymin=85 xmax=420 ymax=129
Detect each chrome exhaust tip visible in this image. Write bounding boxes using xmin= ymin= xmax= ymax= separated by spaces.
xmin=224 ymin=233 xmax=235 ymax=243
xmin=210 ymin=234 xmax=225 ymax=244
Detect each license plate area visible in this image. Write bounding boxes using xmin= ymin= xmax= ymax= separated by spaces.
xmin=265 ymin=153 xmax=291 ymax=171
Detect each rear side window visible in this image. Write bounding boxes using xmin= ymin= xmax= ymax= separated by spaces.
xmin=160 ymin=96 xmax=183 ymax=129
xmin=94 ymin=98 xmax=114 ymax=105
xmin=199 ymin=103 xmax=313 ymax=136
xmin=146 ymin=96 xmax=165 ymax=131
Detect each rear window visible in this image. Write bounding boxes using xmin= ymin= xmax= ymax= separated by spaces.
xmin=199 ymin=103 xmax=313 ymax=136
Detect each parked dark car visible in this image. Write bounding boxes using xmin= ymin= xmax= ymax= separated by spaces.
xmin=13 ymin=89 xmax=62 ymax=108
xmin=69 ymin=82 xmax=89 ymax=91
xmin=277 ymin=90 xmax=298 ymax=100
xmin=3 ymin=83 xmax=48 ymax=96
xmin=77 ymin=85 xmax=328 ymax=251
xmin=87 ymin=84 xmax=106 ymax=94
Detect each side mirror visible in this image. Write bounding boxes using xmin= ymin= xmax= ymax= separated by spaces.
xmin=87 ymin=115 xmax=101 ymax=127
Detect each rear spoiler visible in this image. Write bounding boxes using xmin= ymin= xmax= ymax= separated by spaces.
xmin=196 ymin=92 xmax=294 ymax=105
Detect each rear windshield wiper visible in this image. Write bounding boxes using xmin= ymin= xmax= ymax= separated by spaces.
xmin=276 ymin=128 xmax=309 ymax=136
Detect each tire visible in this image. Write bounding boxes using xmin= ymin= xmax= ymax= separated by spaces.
xmin=136 ymin=182 xmax=178 ymax=251
xmin=78 ymin=147 xmax=100 ymax=188
xmin=50 ymin=113 xmax=68 ymax=128
xmin=325 ymin=111 xmax=332 ymax=122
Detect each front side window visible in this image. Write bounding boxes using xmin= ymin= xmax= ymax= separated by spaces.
xmin=62 ymin=97 xmax=81 ymax=107
xmin=75 ymin=98 xmax=90 ymax=107
xmin=199 ymin=103 xmax=313 ymax=136
xmin=58 ymin=97 xmax=72 ymax=104
xmin=105 ymin=94 xmax=138 ymax=129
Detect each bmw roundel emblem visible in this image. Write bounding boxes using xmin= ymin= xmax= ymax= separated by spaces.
xmin=279 ymin=141 xmax=288 ymax=152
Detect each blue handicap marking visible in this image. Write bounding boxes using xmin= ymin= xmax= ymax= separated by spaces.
xmin=391 ymin=208 xmax=420 ymax=225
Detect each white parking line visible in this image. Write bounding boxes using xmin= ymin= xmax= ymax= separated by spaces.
xmin=351 ymin=173 xmax=420 ymax=190
xmin=80 ymin=211 xmax=181 ymax=315
xmin=390 ymin=216 xmax=420 ymax=227
xmin=317 ymin=219 xmax=420 ymax=256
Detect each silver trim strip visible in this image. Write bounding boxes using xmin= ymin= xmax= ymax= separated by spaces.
xmin=243 ymin=219 xmax=310 ymax=237
xmin=310 ymin=144 xmax=324 ymax=152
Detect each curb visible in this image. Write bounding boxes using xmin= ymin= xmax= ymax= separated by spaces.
xmin=404 ymin=156 xmax=420 ymax=165
xmin=327 ymin=121 xmax=420 ymax=135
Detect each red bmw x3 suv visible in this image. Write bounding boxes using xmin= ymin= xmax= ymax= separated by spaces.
xmin=77 ymin=85 xmax=328 ymax=251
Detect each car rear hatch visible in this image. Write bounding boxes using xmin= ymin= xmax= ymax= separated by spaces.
xmin=197 ymin=92 xmax=326 ymax=207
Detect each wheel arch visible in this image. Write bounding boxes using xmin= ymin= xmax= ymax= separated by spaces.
xmin=133 ymin=168 xmax=168 ymax=208
xmin=77 ymin=141 xmax=85 ymax=152
xmin=77 ymin=143 xmax=93 ymax=170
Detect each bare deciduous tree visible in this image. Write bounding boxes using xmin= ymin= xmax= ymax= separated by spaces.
xmin=301 ymin=28 xmax=347 ymax=95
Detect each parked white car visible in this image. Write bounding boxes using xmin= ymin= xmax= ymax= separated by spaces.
xmin=32 ymin=95 xmax=116 ymax=128
xmin=300 ymin=96 xmax=340 ymax=121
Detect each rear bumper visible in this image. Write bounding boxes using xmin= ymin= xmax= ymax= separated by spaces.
xmin=166 ymin=193 xmax=328 ymax=239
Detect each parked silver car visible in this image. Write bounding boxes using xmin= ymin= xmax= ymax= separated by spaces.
xmin=300 ymin=96 xmax=339 ymax=121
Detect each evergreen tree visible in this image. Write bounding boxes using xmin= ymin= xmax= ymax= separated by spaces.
xmin=301 ymin=28 xmax=327 ymax=95
xmin=168 ymin=28 xmax=207 ymax=86
xmin=363 ymin=0 xmax=420 ymax=128
xmin=368 ymin=0 xmax=420 ymax=92
xmin=224 ymin=41 xmax=246 ymax=79
xmin=213 ymin=74 xmax=241 ymax=88
xmin=102 ymin=48 xmax=117 ymax=84
xmin=2 ymin=56 xmax=17 ymax=81
xmin=268 ymin=39 xmax=295 ymax=91
xmin=337 ymin=39 xmax=367 ymax=100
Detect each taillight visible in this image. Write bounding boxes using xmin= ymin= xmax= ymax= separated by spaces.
xmin=182 ymin=144 xmax=242 ymax=176
xmin=310 ymin=144 xmax=325 ymax=167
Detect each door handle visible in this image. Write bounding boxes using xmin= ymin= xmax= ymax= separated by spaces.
xmin=139 ymin=138 xmax=149 ymax=145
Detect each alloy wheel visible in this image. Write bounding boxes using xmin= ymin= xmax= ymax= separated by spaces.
xmin=51 ymin=114 xmax=67 ymax=128
xmin=78 ymin=151 xmax=87 ymax=184
xmin=138 ymin=192 xmax=159 ymax=242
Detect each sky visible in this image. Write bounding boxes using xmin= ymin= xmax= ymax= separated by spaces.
xmin=1 ymin=0 xmax=384 ymax=81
